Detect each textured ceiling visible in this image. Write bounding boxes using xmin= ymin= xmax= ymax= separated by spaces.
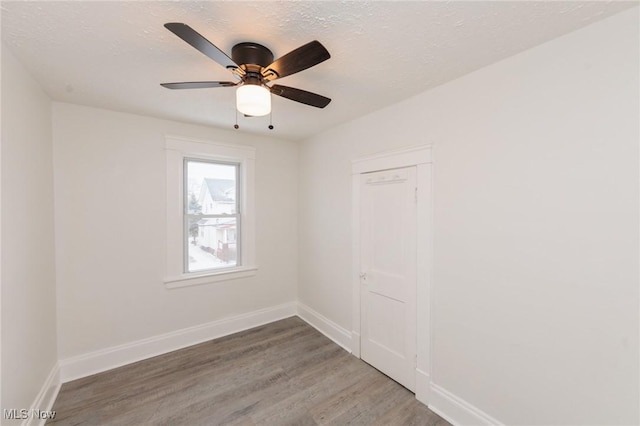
xmin=1 ymin=1 xmax=636 ymax=141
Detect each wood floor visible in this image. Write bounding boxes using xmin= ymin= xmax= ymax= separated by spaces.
xmin=49 ymin=317 xmax=450 ymax=425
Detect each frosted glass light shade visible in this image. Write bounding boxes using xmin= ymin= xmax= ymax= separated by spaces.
xmin=236 ymin=84 xmax=271 ymax=116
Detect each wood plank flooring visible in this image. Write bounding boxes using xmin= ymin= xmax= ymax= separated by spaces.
xmin=49 ymin=317 xmax=450 ymax=425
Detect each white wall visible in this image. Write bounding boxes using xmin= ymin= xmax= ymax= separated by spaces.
xmin=53 ymin=103 xmax=298 ymax=359
xmin=298 ymin=8 xmax=639 ymax=425
xmin=1 ymin=46 xmax=58 ymax=418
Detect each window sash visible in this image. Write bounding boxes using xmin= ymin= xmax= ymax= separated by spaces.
xmin=183 ymin=158 xmax=242 ymax=274
xmin=183 ymin=157 xmax=240 ymax=214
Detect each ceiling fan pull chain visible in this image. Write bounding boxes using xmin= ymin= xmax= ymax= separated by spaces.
xmin=234 ymin=109 xmax=239 ymax=130
xmin=269 ymin=108 xmax=274 ymax=130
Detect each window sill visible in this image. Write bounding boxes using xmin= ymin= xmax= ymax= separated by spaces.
xmin=164 ymin=267 xmax=258 ymax=289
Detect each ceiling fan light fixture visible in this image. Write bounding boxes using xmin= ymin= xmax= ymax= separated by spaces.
xmin=236 ymin=84 xmax=271 ymax=117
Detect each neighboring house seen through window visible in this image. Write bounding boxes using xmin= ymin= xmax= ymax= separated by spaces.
xmin=185 ymin=159 xmax=240 ymax=273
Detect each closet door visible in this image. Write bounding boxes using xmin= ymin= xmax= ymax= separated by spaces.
xmin=359 ymin=166 xmax=417 ymax=391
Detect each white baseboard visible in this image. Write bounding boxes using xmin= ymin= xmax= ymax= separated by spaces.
xmin=296 ymin=302 xmax=352 ymax=353
xmin=59 ymin=302 xmax=297 ymax=382
xmin=23 ymin=363 xmax=61 ymax=426
xmin=429 ymin=382 xmax=504 ymax=426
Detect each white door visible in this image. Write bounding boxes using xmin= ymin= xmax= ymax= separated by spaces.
xmin=360 ymin=166 xmax=417 ymax=391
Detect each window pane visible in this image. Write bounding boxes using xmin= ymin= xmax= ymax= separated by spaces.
xmin=186 ymin=160 xmax=237 ymax=215
xmin=187 ymin=217 xmax=238 ymax=272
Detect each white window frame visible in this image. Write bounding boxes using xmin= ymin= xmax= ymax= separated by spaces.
xmin=183 ymin=157 xmax=241 ymax=273
xmin=164 ymin=135 xmax=256 ymax=289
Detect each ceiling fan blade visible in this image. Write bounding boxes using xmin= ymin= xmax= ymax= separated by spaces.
xmin=262 ymin=41 xmax=330 ymax=80
xmin=164 ymin=23 xmax=238 ymax=69
xmin=161 ymin=81 xmax=237 ymax=89
xmin=270 ymin=84 xmax=331 ymax=108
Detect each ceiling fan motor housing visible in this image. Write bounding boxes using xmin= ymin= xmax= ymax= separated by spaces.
xmin=231 ymin=42 xmax=274 ymax=69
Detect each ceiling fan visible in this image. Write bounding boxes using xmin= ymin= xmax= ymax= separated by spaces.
xmin=161 ymin=23 xmax=331 ymax=119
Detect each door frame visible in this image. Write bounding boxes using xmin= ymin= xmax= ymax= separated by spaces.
xmin=351 ymin=145 xmax=433 ymax=405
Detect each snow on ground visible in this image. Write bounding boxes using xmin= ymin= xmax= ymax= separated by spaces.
xmin=187 ymin=241 xmax=231 ymax=272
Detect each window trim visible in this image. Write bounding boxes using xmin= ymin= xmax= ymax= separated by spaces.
xmin=164 ymin=135 xmax=256 ymax=288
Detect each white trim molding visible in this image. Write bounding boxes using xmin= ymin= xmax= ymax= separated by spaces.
xmin=164 ymin=267 xmax=258 ymax=289
xmin=429 ymin=383 xmax=505 ymax=426
xmin=351 ymin=144 xmax=433 ymax=404
xmin=23 ymin=363 xmax=61 ymax=426
xmin=351 ymin=145 xmax=432 ymax=175
xmin=415 ymin=369 xmax=431 ymax=406
xmin=59 ymin=303 xmax=296 ymax=382
xmin=296 ymin=302 xmax=353 ymax=353
xmin=164 ymin=134 xmax=257 ymax=289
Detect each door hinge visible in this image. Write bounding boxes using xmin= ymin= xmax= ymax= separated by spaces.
xmin=415 ymin=187 xmax=418 ymax=203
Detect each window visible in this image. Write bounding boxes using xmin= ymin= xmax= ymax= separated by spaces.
xmin=185 ymin=159 xmax=240 ymax=273
xmin=165 ymin=135 xmax=256 ymax=288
